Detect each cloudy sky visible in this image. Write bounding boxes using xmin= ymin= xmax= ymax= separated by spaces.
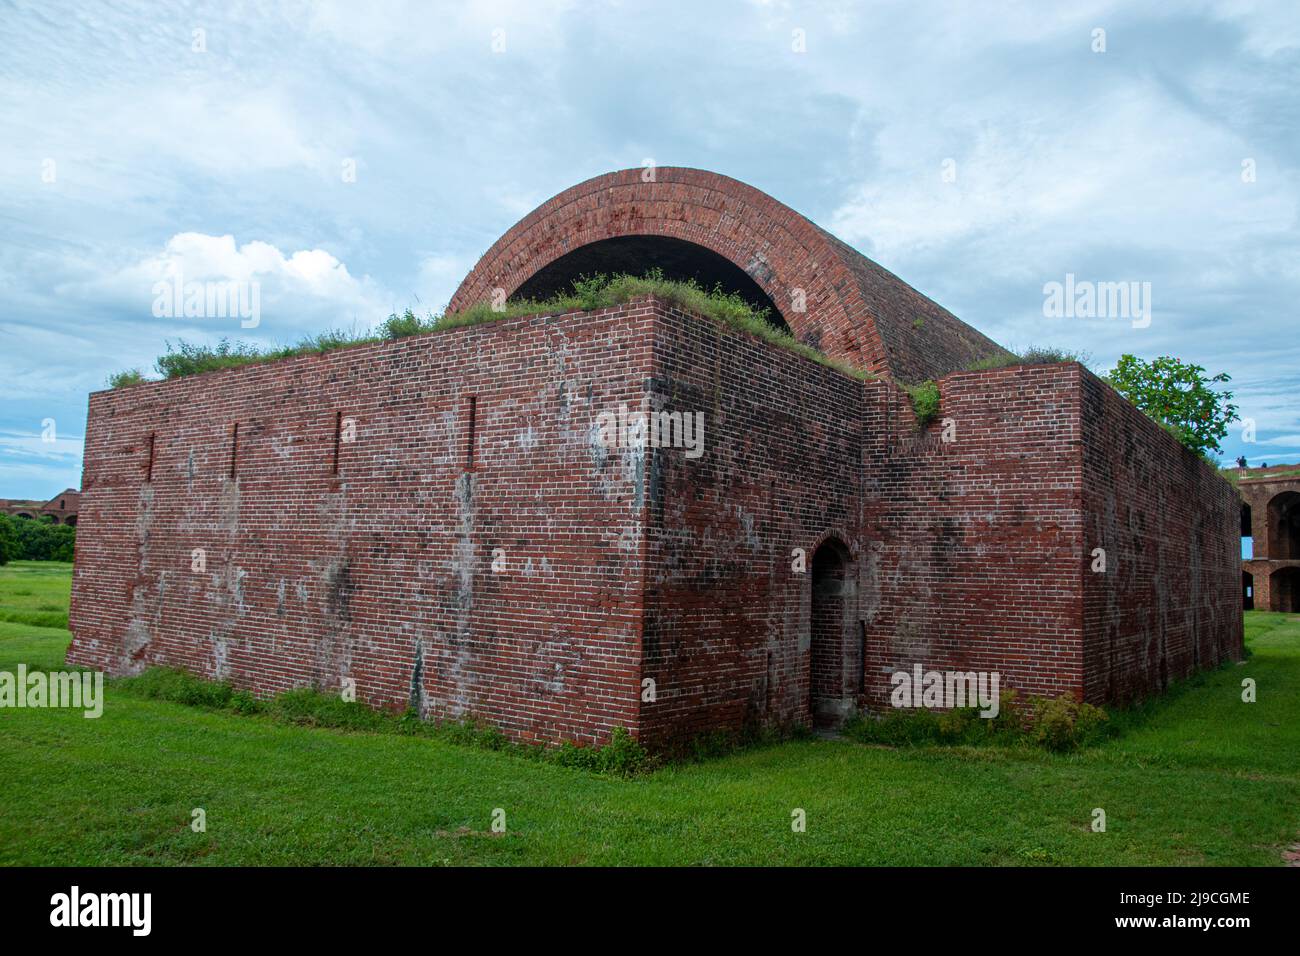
xmin=2 ymin=0 xmax=1298 ymax=498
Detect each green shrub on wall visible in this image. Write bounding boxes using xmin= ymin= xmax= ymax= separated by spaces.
xmin=903 ymin=380 xmax=941 ymax=427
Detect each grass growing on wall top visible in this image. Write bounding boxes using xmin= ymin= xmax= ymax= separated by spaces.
xmin=903 ymin=380 xmax=941 ymax=427
xmin=109 ymin=271 xmax=871 ymax=388
xmin=902 ymin=348 xmax=1091 ymax=429
xmin=1221 ymin=466 xmax=1300 ymax=486
xmin=964 ymin=345 xmax=1092 ymax=371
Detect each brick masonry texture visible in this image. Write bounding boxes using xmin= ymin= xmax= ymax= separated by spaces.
xmin=68 ymin=169 xmax=1242 ymax=750
xmin=1239 ymin=473 xmax=1300 ymax=612
xmin=450 ymin=167 xmax=1006 ymax=383
xmin=859 ymin=365 xmax=1089 ymax=713
xmin=1079 ymin=373 xmax=1244 ymax=702
xmin=68 ymin=297 xmax=1243 ymax=750
xmin=69 ymin=304 xmax=659 ymax=746
xmin=639 ymin=303 xmax=867 ymax=743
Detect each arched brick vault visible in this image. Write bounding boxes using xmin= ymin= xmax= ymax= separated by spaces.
xmin=449 ymin=167 xmax=1007 ymax=381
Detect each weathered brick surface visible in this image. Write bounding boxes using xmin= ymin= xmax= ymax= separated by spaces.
xmin=68 ymin=303 xmax=658 ymax=746
xmin=450 ymin=167 xmax=1005 ymax=382
xmin=1079 ymin=372 xmax=1244 ymax=701
xmin=858 ymin=365 xmax=1088 ymax=709
xmin=1239 ymin=473 xmax=1300 ymax=612
xmin=638 ymin=303 xmax=866 ymax=744
xmin=68 ymin=296 xmax=1243 ymax=750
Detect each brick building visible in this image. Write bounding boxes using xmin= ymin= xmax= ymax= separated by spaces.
xmin=66 ymin=168 xmax=1243 ymax=750
xmin=1 ymin=489 xmax=79 ymax=525
xmin=1237 ymin=465 xmax=1300 ymax=612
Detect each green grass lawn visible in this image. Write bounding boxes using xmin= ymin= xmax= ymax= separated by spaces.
xmin=1 ymin=559 xmax=1296 ymax=866
xmin=0 ymin=560 xmax=70 ymax=631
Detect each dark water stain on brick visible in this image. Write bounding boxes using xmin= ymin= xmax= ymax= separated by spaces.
xmin=409 ymin=638 xmax=425 ymax=713
xmin=325 ymin=559 xmax=354 ymax=625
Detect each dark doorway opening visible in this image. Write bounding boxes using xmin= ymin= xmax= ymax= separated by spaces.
xmin=511 ymin=235 xmax=791 ymax=334
xmin=809 ymin=538 xmax=853 ymax=729
xmin=1271 ymin=566 xmax=1300 ymax=613
xmin=1267 ymin=492 xmax=1300 ymax=559
xmin=1243 ymin=570 xmax=1254 ymax=611
xmin=1241 ymin=503 xmax=1253 ymax=559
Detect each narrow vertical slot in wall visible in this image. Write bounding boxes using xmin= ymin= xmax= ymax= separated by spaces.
xmin=857 ymin=621 xmax=867 ymax=695
xmin=765 ymin=650 xmax=774 ymax=712
xmin=229 ymin=423 xmax=240 ymax=479
xmin=465 ymin=396 xmax=477 ymax=471
xmin=145 ymin=433 xmax=155 ymax=482
xmin=332 ymin=411 xmax=342 ymax=475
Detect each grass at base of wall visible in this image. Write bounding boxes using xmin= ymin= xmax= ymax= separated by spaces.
xmin=844 ymin=690 xmax=1111 ymax=752
xmin=115 ymin=666 xmax=652 ymax=777
xmin=2 ymin=561 xmax=1297 ymax=866
xmin=843 ymin=657 xmax=1243 ymax=754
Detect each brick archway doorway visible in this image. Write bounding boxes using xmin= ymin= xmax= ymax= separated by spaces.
xmin=809 ymin=537 xmax=855 ymax=729
xmin=1268 ymin=491 xmax=1300 ymax=559
xmin=1270 ymin=566 xmax=1300 ymax=613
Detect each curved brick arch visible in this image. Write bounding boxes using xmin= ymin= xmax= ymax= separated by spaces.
xmin=449 ymin=168 xmax=1004 ymax=380
xmin=1267 ymin=490 xmax=1300 ymax=559
xmin=809 ymin=532 xmax=856 ymax=728
xmin=807 ymin=527 xmax=857 ymax=562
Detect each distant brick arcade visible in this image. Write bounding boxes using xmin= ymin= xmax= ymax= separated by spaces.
xmin=1237 ymin=465 xmax=1300 ymax=612
xmin=1 ymin=488 xmax=79 ymax=525
xmin=67 ymin=168 xmax=1243 ymax=750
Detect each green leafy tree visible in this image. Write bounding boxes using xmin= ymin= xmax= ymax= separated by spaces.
xmin=0 ymin=515 xmax=19 ymax=565
xmin=1 ymin=515 xmax=75 ymax=561
xmin=1105 ymin=354 xmax=1237 ymax=458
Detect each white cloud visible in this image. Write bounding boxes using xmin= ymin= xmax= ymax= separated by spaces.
xmin=0 ymin=430 xmax=83 ymax=461
xmin=3 ymin=0 xmax=1300 ymax=497
xmin=1208 ymin=0 xmax=1300 ymax=56
xmin=0 ymin=429 xmax=84 ymax=498
xmin=829 ymin=84 xmax=1295 ymax=265
xmin=414 ymin=253 xmax=477 ymax=314
xmin=66 ymin=232 xmax=393 ymax=337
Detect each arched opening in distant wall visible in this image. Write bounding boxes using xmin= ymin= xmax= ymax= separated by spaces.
xmin=808 ymin=537 xmax=855 ymax=729
xmin=1267 ymin=491 xmax=1300 ymax=559
xmin=1243 ymin=570 xmax=1254 ymax=610
xmin=1241 ymin=502 xmax=1253 ymax=559
xmin=1270 ymin=566 xmax=1300 ymax=613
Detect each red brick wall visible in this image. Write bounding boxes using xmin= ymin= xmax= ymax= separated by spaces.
xmin=68 ymin=296 xmax=1243 ymax=751
xmin=68 ymin=303 xmax=658 ymax=746
xmin=860 ymin=364 xmax=1088 ymax=707
xmin=1080 ymin=371 xmax=1244 ymax=702
xmin=1239 ymin=474 xmax=1300 ymax=612
xmin=637 ymin=327 xmax=1099 ymax=749
xmin=636 ymin=303 xmax=867 ymax=747
xmin=450 ymin=167 xmax=1005 ymax=381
